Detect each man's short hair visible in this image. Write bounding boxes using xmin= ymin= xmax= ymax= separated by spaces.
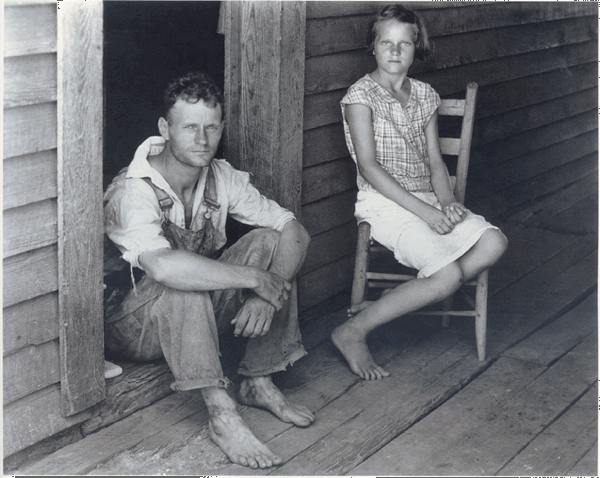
xmin=366 ymin=4 xmax=431 ymax=61
xmin=162 ymin=71 xmax=224 ymax=121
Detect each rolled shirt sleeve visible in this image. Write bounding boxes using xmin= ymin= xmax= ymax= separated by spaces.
xmin=104 ymin=178 xmax=171 ymax=269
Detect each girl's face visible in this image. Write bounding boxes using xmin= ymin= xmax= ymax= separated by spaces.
xmin=373 ymin=19 xmax=417 ymax=76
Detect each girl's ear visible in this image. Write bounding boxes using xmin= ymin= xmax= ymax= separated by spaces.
xmin=158 ymin=117 xmax=170 ymax=140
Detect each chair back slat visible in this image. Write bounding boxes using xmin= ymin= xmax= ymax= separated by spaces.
xmin=439 ymin=137 xmax=461 ymax=156
xmin=438 ymin=99 xmax=465 ymax=116
xmin=438 ymin=82 xmax=478 ymax=204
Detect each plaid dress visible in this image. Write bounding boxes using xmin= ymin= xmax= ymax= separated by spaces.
xmin=340 ymin=75 xmax=498 ymax=278
xmin=341 ymin=74 xmax=440 ymax=194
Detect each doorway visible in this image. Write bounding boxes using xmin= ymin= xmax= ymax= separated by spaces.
xmin=103 ymin=1 xmax=224 ymax=188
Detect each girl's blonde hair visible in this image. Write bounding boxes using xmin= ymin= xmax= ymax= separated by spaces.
xmin=366 ymin=4 xmax=431 ymax=61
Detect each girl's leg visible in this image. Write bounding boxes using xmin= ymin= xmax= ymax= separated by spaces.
xmin=457 ymin=229 xmax=508 ymax=281
xmin=332 ymin=261 xmax=464 ymax=380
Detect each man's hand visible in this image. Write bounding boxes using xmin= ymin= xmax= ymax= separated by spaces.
xmin=232 ymin=294 xmax=276 ymax=337
xmin=253 ymin=269 xmax=292 ymax=311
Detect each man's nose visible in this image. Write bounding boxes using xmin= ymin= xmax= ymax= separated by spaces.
xmin=195 ymin=128 xmax=208 ymax=144
xmin=391 ymin=43 xmax=400 ymax=55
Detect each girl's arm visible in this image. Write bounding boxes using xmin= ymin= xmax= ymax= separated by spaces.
xmin=424 ymin=110 xmax=468 ymax=225
xmin=346 ymin=103 xmax=454 ymax=235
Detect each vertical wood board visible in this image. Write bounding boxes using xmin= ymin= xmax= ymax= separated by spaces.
xmin=57 ymin=0 xmax=105 ymax=416
xmin=223 ymin=1 xmax=306 ymax=216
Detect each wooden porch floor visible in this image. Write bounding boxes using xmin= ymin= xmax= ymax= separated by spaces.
xmin=12 ymin=174 xmax=598 ymax=476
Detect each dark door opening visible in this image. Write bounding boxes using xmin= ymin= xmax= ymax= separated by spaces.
xmin=103 ymin=1 xmax=224 ymax=188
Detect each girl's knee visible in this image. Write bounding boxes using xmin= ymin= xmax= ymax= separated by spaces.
xmin=483 ymin=229 xmax=508 ymax=259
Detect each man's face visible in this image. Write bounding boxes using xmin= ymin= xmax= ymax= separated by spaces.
xmin=161 ymin=98 xmax=224 ymax=169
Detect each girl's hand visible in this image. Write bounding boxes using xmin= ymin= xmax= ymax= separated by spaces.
xmin=422 ymin=206 xmax=455 ymax=235
xmin=443 ymin=202 xmax=468 ymax=225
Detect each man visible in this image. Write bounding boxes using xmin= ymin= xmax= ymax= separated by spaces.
xmin=103 ymin=71 xmax=314 ymax=469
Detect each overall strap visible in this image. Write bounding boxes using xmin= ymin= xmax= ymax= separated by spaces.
xmin=203 ymin=165 xmax=220 ymax=216
xmin=141 ymin=177 xmax=174 ymax=212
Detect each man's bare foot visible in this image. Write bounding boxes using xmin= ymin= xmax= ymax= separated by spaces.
xmin=202 ymin=387 xmax=282 ymax=468
xmin=238 ymin=376 xmax=315 ymax=427
xmin=331 ymin=322 xmax=390 ymax=380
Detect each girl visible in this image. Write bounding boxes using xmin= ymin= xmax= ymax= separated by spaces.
xmin=332 ymin=5 xmax=507 ymax=380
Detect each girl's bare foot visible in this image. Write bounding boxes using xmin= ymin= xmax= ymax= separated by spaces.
xmin=331 ymin=322 xmax=390 ymax=380
xmin=238 ymin=376 xmax=315 ymax=427
xmin=203 ymin=387 xmax=282 ymax=468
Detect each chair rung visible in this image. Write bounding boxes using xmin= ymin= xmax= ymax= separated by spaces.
xmin=414 ymin=310 xmax=477 ymax=317
xmin=366 ymin=272 xmax=415 ymax=281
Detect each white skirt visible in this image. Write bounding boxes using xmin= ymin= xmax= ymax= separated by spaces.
xmin=355 ymin=190 xmax=499 ymax=278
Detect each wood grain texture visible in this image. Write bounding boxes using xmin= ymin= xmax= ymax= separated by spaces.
xmin=3 ymin=245 xmax=58 ymax=308
xmin=3 ymin=293 xmax=59 ymax=357
xmin=3 ymin=340 xmax=60 ymax=406
xmin=4 ymin=3 xmax=57 ymax=57
xmin=302 ymin=156 xmax=356 ymax=205
xmin=224 ymin=1 xmax=306 ymax=216
xmin=3 ymin=150 xmax=58 ymax=210
xmin=3 ymin=384 xmax=95 ymax=458
xmin=3 ymin=53 xmax=57 ymax=108
xmin=3 ymin=103 xmax=57 ymax=159
xmin=57 ymin=0 xmax=105 ymax=416
xmin=3 ymin=199 xmax=58 ymax=258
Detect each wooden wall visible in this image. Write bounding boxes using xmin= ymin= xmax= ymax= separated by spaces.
xmin=297 ymin=1 xmax=597 ymax=313
xmin=4 ymin=0 xmax=105 ymax=458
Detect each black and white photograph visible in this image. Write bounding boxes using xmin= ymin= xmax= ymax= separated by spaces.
xmin=3 ymin=0 xmax=598 ymax=475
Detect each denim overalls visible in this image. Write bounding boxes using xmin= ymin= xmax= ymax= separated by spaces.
xmin=104 ymin=167 xmax=306 ymax=391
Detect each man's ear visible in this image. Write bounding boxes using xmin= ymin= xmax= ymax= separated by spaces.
xmin=158 ymin=117 xmax=170 ymax=140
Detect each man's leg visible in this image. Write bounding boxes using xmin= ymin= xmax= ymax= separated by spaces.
xmin=106 ymin=275 xmax=285 ymax=468
xmin=213 ymin=229 xmax=315 ymax=427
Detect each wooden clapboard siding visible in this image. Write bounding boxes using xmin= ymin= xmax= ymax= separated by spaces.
xmin=3 ymin=385 xmax=95 ymax=458
xmin=3 ymin=245 xmax=58 ymax=309
xmin=3 ymin=199 xmax=58 ymax=258
xmin=4 ymin=2 xmax=57 ymax=57
xmin=298 ymin=2 xmax=597 ymax=311
xmin=3 ymin=103 xmax=58 ymax=159
xmin=3 ymin=150 xmax=58 ymax=210
xmin=4 ymin=340 xmax=60 ymax=406
xmin=3 ymin=0 xmax=105 ymax=458
xmin=3 ymin=293 xmax=59 ymax=357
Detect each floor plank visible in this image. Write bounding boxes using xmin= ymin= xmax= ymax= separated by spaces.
xmin=352 ymin=335 xmax=597 ymax=476
xmin=567 ymin=439 xmax=598 ymax=476
xmin=11 ymin=188 xmax=597 ymax=476
xmin=498 ymin=385 xmax=598 ymax=476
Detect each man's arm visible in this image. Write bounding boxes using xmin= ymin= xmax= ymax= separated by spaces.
xmin=138 ymin=248 xmax=292 ymax=311
xmin=231 ymin=219 xmax=311 ymax=338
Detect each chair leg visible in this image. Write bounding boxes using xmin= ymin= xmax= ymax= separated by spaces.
xmin=475 ymin=269 xmax=488 ymax=361
xmin=441 ymin=295 xmax=453 ymax=328
xmin=350 ymin=222 xmax=371 ymax=311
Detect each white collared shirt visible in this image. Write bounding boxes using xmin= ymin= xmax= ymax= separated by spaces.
xmin=104 ymin=136 xmax=295 ymax=269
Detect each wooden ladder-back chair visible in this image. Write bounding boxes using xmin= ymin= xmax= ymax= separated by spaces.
xmin=349 ymin=82 xmax=488 ymax=361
